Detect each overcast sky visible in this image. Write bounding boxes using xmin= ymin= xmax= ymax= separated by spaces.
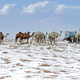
xmin=0 ymin=0 xmax=80 ymax=39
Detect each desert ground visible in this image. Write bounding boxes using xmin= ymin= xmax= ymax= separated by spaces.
xmin=0 ymin=39 xmax=80 ymax=80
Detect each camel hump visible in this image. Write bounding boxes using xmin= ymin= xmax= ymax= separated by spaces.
xmin=19 ymin=32 xmax=22 ymax=33
xmin=0 ymin=32 xmax=2 ymax=34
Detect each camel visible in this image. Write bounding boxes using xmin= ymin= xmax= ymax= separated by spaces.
xmin=15 ymin=32 xmax=24 ymax=42
xmin=0 ymin=32 xmax=3 ymax=43
xmin=0 ymin=32 xmax=9 ymax=44
xmin=15 ymin=31 xmax=35 ymax=43
xmin=15 ymin=31 xmax=30 ymax=42
xmin=0 ymin=32 xmax=9 ymax=40
xmin=38 ymin=32 xmax=48 ymax=43
xmin=4 ymin=33 xmax=9 ymax=38
xmin=23 ymin=32 xmax=35 ymax=43
xmin=75 ymin=31 xmax=80 ymax=43
xmin=30 ymin=31 xmax=48 ymax=44
xmin=48 ymin=31 xmax=62 ymax=44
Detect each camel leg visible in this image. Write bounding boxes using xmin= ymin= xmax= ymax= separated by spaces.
xmin=0 ymin=40 xmax=1 ymax=44
xmin=20 ymin=37 xmax=23 ymax=42
xmin=27 ymin=38 xmax=29 ymax=44
xmin=50 ymin=39 xmax=52 ymax=44
xmin=44 ymin=39 xmax=46 ymax=44
xmin=76 ymin=37 xmax=78 ymax=44
xmin=30 ymin=36 xmax=34 ymax=44
xmin=48 ymin=38 xmax=50 ymax=44
xmin=15 ymin=37 xmax=18 ymax=42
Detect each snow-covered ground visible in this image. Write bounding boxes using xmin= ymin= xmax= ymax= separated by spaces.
xmin=0 ymin=39 xmax=80 ymax=80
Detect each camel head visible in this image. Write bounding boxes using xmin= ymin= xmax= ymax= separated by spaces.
xmin=28 ymin=31 xmax=30 ymax=34
xmin=32 ymin=32 xmax=35 ymax=35
xmin=58 ymin=31 xmax=62 ymax=37
xmin=30 ymin=32 xmax=35 ymax=37
xmin=60 ymin=31 xmax=62 ymax=33
xmin=6 ymin=33 xmax=9 ymax=35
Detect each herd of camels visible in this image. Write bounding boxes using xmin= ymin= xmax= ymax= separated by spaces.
xmin=0 ymin=30 xmax=80 ymax=44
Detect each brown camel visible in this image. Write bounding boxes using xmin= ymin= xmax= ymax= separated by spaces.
xmin=25 ymin=32 xmax=35 ymax=43
xmin=15 ymin=31 xmax=30 ymax=42
xmin=15 ymin=31 xmax=35 ymax=43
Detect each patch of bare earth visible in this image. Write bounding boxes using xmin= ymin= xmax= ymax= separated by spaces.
xmin=78 ymin=59 xmax=80 ymax=62
xmin=60 ymin=70 xmax=67 ymax=74
xmin=46 ymin=47 xmax=51 ymax=50
xmin=20 ymin=59 xmax=31 ymax=62
xmin=16 ymin=63 xmax=23 ymax=66
xmin=3 ymin=52 xmax=8 ymax=54
xmin=26 ymin=75 xmax=31 ymax=78
xmin=32 ymin=67 xmax=41 ymax=70
xmin=1 ymin=58 xmax=10 ymax=64
xmin=54 ymin=49 xmax=63 ymax=52
xmin=0 ymin=76 xmax=11 ymax=79
xmin=54 ymin=65 xmax=61 ymax=67
xmin=25 ymin=71 xmax=31 ymax=73
xmin=40 ymin=64 xmax=50 ymax=67
xmin=41 ymin=58 xmax=49 ymax=60
xmin=43 ymin=70 xmax=52 ymax=73
xmin=9 ymin=45 xmax=18 ymax=49
xmin=44 ymin=75 xmax=58 ymax=79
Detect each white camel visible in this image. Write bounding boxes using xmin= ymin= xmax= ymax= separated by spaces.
xmin=39 ymin=32 xmax=48 ymax=43
xmin=48 ymin=31 xmax=62 ymax=44
xmin=75 ymin=31 xmax=80 ymax=43
xmin=30 ymin=31 xmax=48 ymax=44
xmin=4 ymin=33 xmax=9 ymax=38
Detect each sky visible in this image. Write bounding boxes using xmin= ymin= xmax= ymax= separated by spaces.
xmin=0 ymin=0 xmax=80 ymax=39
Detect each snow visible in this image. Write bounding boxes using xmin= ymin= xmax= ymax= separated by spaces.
xmin=0 ymin=39 xmax=80 ymax=80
